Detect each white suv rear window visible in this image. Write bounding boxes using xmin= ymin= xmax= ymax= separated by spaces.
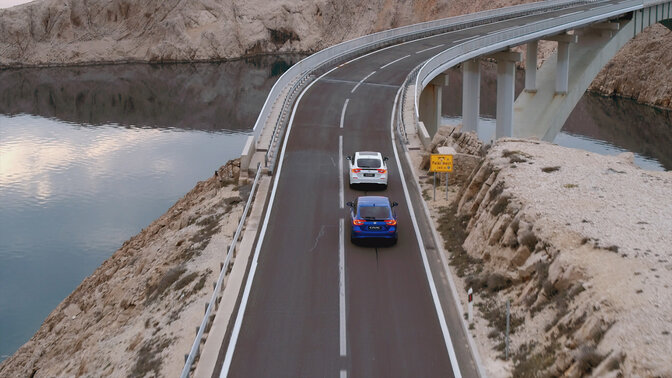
xmin=356 ymin=158 xmax=381 ymax=168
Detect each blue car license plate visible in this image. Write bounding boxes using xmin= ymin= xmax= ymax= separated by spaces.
xmin=368 ymin=226 xmax=381 ymax=230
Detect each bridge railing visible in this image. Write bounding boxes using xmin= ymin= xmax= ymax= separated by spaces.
xmin=414 ymin=0 xmax=644 ymax=119
xmin=255 ymin=0 xmax=598 ymax=173
xmin=180 ymin=163 xmax=263 ymax=378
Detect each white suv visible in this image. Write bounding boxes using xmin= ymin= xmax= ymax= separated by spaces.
xmin=347 ymin=151 xmax=389 ymax=188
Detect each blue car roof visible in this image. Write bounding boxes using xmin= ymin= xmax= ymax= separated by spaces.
xmin=358 ymin=196 xmax=390 ymax=206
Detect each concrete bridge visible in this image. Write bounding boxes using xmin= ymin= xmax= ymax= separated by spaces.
xmin=415 ymin=0 xmax=672 ymax=144
xmin=180 ymin=1 xmax=671 ymax=377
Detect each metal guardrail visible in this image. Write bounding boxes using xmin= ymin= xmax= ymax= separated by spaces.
xmin=397 ymin=66 xmax=421 ymax=146
xmin=180 ymin=162 xmax=263 ymax=378
xmin=254 ymin=0 xmax=598 ymax=174
xmin=414 ymin=0 xmax=646 ymax=118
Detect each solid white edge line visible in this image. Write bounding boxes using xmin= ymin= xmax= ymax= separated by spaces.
xmin=351 ymin=70 xmax=377 ymax=93
xmin=340 ymin=99 xmax=349 ymax=129
xmin=404 ymin=149 xmax=489 ymax=378
xmin=380 ymin=54 xmax=411 ymax=69
xmin=339 ymin=135 xmax=344 ymax=209
xmin=339 ymin=218 xmax=347 ymax=357
xmin=389 ymin=86 xmax=462 ymax=378
xmin=220 ymin=64 xmax=342 ymax=378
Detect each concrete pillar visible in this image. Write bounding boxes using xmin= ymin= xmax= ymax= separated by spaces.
xmin=543 ymin=33 xmax=578 ymax=95
xmin=496 ymin=60 xmax=516 ymax=139
xmin=556 ymin=41 xmax=570 ymax=94
xmin=525 ymin=41 xmax=538 ymax=93
xmin=489 ymin=50 xmax=522 ymax=139
xmin=462 ymin=59 xmax=481 ymax=133
xmin=418 ymin=74 xmax=448 ymax=137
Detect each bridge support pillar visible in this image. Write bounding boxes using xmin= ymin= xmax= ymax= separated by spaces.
xmin=489 ymin=50 xmax=522 ymax=139
xmin=525 ymin=41 xmax=538 ymax=92
xmin=462 ymin=59 xmax=481 ymax=134
xmin=544 ymin=33 xmax=578 ymax=94
xmin=556 ymin=41 xmax=570 ymax=94
xmin=419 ymin=74 xmax=448 ymax=137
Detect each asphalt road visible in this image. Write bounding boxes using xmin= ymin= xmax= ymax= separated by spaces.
xmin=215 ymin=2 xmax=617 ymax=377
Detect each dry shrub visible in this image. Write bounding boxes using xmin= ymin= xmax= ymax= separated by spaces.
xmin=541 ymin=166 xmax=561 ymax=173
xmin=145 ymin=266 xmax=186 ymax=304
xmin=576 ymin=346 xmax=605 ymax=375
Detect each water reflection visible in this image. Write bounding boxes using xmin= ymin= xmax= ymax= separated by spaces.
xmin=563 ymin=95 xmax=672 ymax=170
xmin=0 ymin=55 xmax=302 ymax=131
xmin=0 ymin=55 xmax=300 ymax=362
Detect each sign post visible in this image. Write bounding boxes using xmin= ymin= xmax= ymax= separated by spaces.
xmin=430 ymin=153 xmax=453 ymax=201
xmin=468 ymin=287 xmax=474 ymax=325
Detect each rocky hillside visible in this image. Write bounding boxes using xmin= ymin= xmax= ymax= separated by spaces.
xmin=0 ymin=160 xmax=247 ymax=377
xmin=1 ymin=0 xmax=671 ymax=108
xmin=419 ymin=129 xmax=672 ymax=376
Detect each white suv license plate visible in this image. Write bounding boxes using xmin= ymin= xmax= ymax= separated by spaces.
xmin=363 ymin=173 xmax=375 ymax=177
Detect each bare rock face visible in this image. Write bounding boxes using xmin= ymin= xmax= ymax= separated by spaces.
xmin=451 ymin=139 xmax=672 ymax=376
xmin=1 ymin=0 xmax=671 ymax=107
xmin=0 ymin=0 xmax=453 ymax=66
xmin=589 ymin=24 xmax=672 ymax=109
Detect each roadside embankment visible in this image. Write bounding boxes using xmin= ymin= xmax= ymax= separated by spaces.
xmin=413 ymin=126 xmax=672 ymax=376
xmin=0 ymin=160 xmax=248 ymax=377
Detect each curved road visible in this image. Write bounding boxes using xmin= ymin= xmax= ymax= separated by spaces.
xmin=215 ymin=2 xmax=617 ymax=377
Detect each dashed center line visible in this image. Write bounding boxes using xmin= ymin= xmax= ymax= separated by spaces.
xmin=351 ymin=71 xmax=376 ymax=93
xmin=415 ymin=44 xmax=445 ymax=54
xmin=339 ymin=135 xmax=344 ymax=209
xmin=380 ymin=54 xmax=411 ymax=69
xmin=340 ymin=99 xmax=349 ymax=129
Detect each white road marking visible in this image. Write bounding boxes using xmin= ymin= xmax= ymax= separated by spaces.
xmin=340 ymin=370 xmax=347 ymax=378
xmin=340 ymin=99 xmax=349 ymax=129
xmin=351 ymin=71 xmax=376 ymax=93
xmin=415 ymin=44 xmax=445 ymax=54
xmin=339 ymin=135 xmax=344 ymax=209
xmin=339 ymin=218 xmax=347 ymax=357
xmin=219 ymin=64 xmax=342 ymax=378
xmin=380 ymin=54 xmax=411 ymax=69
xmin=388 ymin=86 xmax=462 ymax=378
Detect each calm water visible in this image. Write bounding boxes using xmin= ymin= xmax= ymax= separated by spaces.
xmin=0 ymin=55 xmax=300 ymax=361
xmin=1 ymin=57 xmax=670 ymax=363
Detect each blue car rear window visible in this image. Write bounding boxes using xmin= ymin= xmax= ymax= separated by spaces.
xmin=359 ymin=206 xmax=390 ymax=219
xmin=356 ymin=158 xmax=381 ymax=168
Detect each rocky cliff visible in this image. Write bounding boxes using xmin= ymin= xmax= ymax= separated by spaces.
xmin=1 ymin=0 xmax=671 ymax=108
xmin=427 ymin=133 xmax=672 ymax=376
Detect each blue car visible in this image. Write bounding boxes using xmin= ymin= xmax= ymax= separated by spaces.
xmin=346 ymin=196 xmax=398 ymax=245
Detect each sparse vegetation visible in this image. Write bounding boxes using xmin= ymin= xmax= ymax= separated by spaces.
xmin=541 ymin=166 xmax=561 ymax=173
xmin=490 ymin=195 xmax=510 ymax=216
xmin=145 ymin=266 xmax=187 ymax=304
xmin=502 ymin=149 xmax=531 ymax=163
xmin=512 ymin=341 xmax=559 ymax=377
xmin=436 ymin=205 xmax=482 ymax=277
xmin=131 ymin=336 xmax=173 ymax=377
xmin=576 ymin=346 xmax=606 ymax=375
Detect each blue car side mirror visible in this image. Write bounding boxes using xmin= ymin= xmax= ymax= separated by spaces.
xmin=346 ymin=202 xmax=354 ymax=207
xmin=391 ymin=202 xmax=398 ymax=207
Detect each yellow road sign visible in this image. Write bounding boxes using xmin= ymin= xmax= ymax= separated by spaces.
xmin=430 ymin=154 xmax=453 ymax=172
